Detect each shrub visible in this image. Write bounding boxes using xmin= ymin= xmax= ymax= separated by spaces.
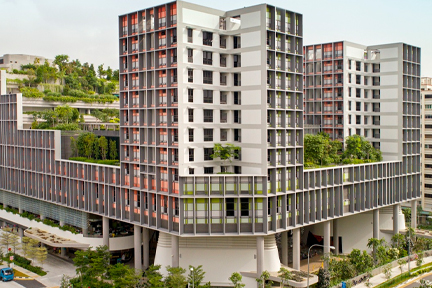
xmin=53 ymin=123 xmax=80 ymax=131
xmin=21 ymin=87 xmax=44 ymax=98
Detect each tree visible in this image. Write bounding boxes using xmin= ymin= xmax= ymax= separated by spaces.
xmin=76 ymin=132 xmax=97 ymax=159
xmin=304 ymin=133 xmax=341 ymax=167
xmin=99 ymin=136 xmax=108 ymax=160
xmin=397 ymin=259 xmax=406 ymax=274
xmin=73 ymin=245 xmax=111 ymax=286
xmin=108 ymin=263 xmax=141 ymax=288
xmin=383 ymin=264 xmax=392 ymax=280
xmin=10 ymin=233 xmax=20 ymax=254
xmin=142 ymin=264 xmax=164 ymax=288
xmin=417 ymin=251 xmax=424 ymax=267
xmin=35 ymin=246 xmax=48 ymax=267
xmin=229 ymin=272 xmax=245 ymax=288
xmin=0 ymin=227 xmax=13 ymax=254
xmin=367 ymin=238 xmax=386 ymax=263
xmin=60 ymin=275 xmax=72 ymax=288
xmin=317 ymin=268 xmax=330 ymax=288
xmin=391 ymin=233 xmax=406 ymax=251
xmin=278 ymin=267 xmax=292 ymax=287
xmin=25 ymin=238 xmax=40 ymax=264
xmin=342 ymin=135 xmax=382 ymax=163
xmin=347 ymin=249 xmax=373 ymax=275
xmin=164 ymin=266 xmax=187 ymax=288
xmin=93 ymin=138 xmax=100 ymax=160
xmin=210 ymin=143 xmax=241 ymax=163
xmin=256 ymin=270 xmax=272 ymax=288
xmin=328 ymin=258 xmax=355 ymax=282
xmin=70 ymin=137 xmax=78 ymax=157
xmin=188 ymin=265 xmax=206 ymax=287
xmin=109 ymin=139 xmax=118 ymax=160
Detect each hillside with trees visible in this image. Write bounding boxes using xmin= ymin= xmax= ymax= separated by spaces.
xmin=9 ymin=54 xmax=119 ymax=104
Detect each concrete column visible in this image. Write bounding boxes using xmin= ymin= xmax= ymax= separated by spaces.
xmin=102 ymin=217 xmax=109 ymax=248
xmin=393 ymin=204 xmax=400 ymax=235
xmin=134 ymin=225 xmax=142 ymax=271
xmin=142 ymin=228 xmax=150 ymax=269
xmin=18 ymin=207 xmax=23 ymax=214
xmin=18 ymin=227 xmax=23 ymax=238
xmin=323 ymin=221 xmax=331 ymax=269
xmin=171 ymin=235 xmax=179 ymax=267
xmin=281 ymin=231 xmax=288 ymax=266
xmin=292 ymin=228 xmax=301 ymax=270
xmin=333 ymin=219 xmax=339 ymax=255
xmin=40 ymin=215 xmax=45 ymax=221
xmin=256 ymin=236 xmax=264 ymax=277
xmin=411 ymin=200 xmax=417 ymax=228
xmin=61 ymin=247 xmax=66 ymax=257
xmin=373 ymin=209 xmax=380 ymax=239
xmin=60 ymin=220 xmax=65 ymax=227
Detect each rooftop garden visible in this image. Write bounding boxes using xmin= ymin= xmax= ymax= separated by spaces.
xmin=70 ymin=132 xmax=119 ymax=166
xmin=9 ymin=54 xmax=119 ymax=104
xmin=304 ymin=133 xmax=383 ymax=169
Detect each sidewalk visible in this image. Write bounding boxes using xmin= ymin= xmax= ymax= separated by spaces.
xmin=353 ymin=256 xmax=432 ymax=288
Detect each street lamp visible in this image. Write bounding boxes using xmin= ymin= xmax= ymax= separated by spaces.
xmin=307 ymin=244 xmax=335 ymax=288
xmin=190 ymin=267 xmax=194 ymax=288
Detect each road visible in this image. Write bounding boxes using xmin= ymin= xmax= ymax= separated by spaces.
xmin=403 ymin=273 xmax=432 ymax=288
xmin=14 ymin=280 xmax=46 ymax=288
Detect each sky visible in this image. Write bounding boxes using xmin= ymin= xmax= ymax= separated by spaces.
xmin=1 ymin=0 xmax=431 ymax=75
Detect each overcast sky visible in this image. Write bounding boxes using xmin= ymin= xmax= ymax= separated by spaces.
xmin=1 ymin=0 xmax=431 ymax=75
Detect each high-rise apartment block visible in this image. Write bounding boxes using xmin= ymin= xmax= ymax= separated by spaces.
xmin=0 ymin=1 xmax=421 ymax=286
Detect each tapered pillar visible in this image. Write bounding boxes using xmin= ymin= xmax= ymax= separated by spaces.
xmin=18 ymin=227 xmax=23 ymax=238
xmin=333 ymin=219 xmax=339 ymax=255
xmin=323 ymin=221 xmax=331 ymax=269
xmin=171 ymin=235 xmax=179 ymax=267
xmin=393 ymin=204 xmax=400 ymax=235
xmin=142 ymin=227 xmax=150 ymax=269
xmin=281 ymin=231 xmax=288 ymax=266
xmin=134 ymin=225 xmax=142 ymax=271
xmin=293 ymin=228 xmax=301 ymax=270
xmin=102 ymin=216 xmax=109 ymax=248
xmin=257 ymin=236 xmax=264 ymax=277
xmin=411 ymin=200 xmax=417 ymax=228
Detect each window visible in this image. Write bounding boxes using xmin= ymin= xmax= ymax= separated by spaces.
xmin=356 ymin=88 xmax=361 ymax=98
xmin=348 ymin=60 xmax=351 ymax=70
xmin=348 ymin=101 xmax=352 ymax=111
xmin=188 ymin=109 xmax=194 ymax=122
xmin=203 ymin=51 xmax=212 ymax=65
xmin=187 ymin=28 xmax=193 ymax=43
xmin=234 ymin=92 xmax=241 ymax=105
xmin=349 ymin=115 xmax=352 ymax=124
xmin=189 ymin=168 xmax=194 ymax=174
xmin=226 ymin=198 xmax=235 ymax=217
xmin=233 ymin=36 xmax=241 ymax=49
xmin=241 ymin=198 xmax=249 ymax=216
xmin=203 ymin=71 xmax=213 ymax=84
xmin=189 ymin=149 xmax=194 ymax=161
xmin=188 ymin=49 xmax=193 ymax=63
xmin=356 ymin=115 xmax=361 ymax=124
xmin=188 ymin=129 xmax=194 ymax=142
xmin=204 ymin=129 xmax=213 ymax=141
xmin=204 ymin=167 xmax=214 ymax=174
xmin=356 ymin=75 xmax=361 ymax=85
xmin=203 ymin=109 xmax=213 ymax=122
xmin=356 ymin=61 xmax=361 ymax=71
xmin=188 ymin=69 xmax=193 ymax=83
xmin=188 ymin=89 xmax=193 ymax=102
xmin=221 ymin=129 xmax=228 ymax=141
xmin=234 ymin=129 xmax=241 ymax=142
xmin=203 ymin=90 xmax=213 ymax=103
xmin=234 ymin=55 xmax=241 ymax=67
xmin=204 ymin=148 xmax=213 ymax=160
xmin=234 ymin=110 xmax=241 ymax=123
xmin=356 ymin=102 xmax=361 ymax=111
xmin=356 ymin=129 xmax=361 ymax=135
xmin=349 ymin=88 xmax=352 ymax=97
xmin=220 ymin=93 xmax=227 ymax=104
xmin=220 ymin=110 xmax=228 ymax=123
xmin=234 ymin=166 xmax=241 ymax=174
xmin=203 ymin=31 xmax=213 ymax=46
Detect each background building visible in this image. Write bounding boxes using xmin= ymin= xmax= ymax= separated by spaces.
xmin=0 ymin=54 xmax=53 ymax=71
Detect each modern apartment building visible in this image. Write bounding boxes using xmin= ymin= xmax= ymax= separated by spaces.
xmin=0 ymin=1 xmax=421 ymax=286
xmin=422 ymin=90 xmax=432 ymax=211
xmin=422 ymin=77 xmax=432 ymax=91
xmin=303 ymin=42 xmax=421 ymax=159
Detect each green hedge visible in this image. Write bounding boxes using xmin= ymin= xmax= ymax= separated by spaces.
xmin=3 ymin=253 xmax=47 ymax=276
xmin=69 ymin=157 xmax=120 ymax=166
xmin=20 ymin=87 xmax=44 ymax=98
xmin=374 ymin=262 xmax=432 ymax=288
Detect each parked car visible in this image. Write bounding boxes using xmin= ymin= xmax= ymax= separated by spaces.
xmin=0 ymin=268 xmax=14 ymax=281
